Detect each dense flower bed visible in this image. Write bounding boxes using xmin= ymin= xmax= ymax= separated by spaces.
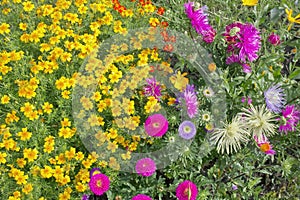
xmin=0 ymin=0 xmax=300 ymax=199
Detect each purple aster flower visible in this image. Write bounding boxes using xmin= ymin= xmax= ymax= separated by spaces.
xmin=132 ymin=194 xmax=152 ymax=200
xmin=179 ymin=84 xmax=198 ymax=118
xmin=144 ymin=77 xmax=162 ymax=100
xmin=144 ymin=113 xmax=168 ymax=137
xmin=89 ymin=173 xmax=110 ymax=196
xmin=178 ymin=121 xmax=197 ymax=140
xmin=184 ymin=2 xmax=216 ymax=43
xmin=264 ymin=84 xmax=286 ymax=113
xmin=268 ymin=33 xmax=280 ymax=46
xmin=176 ymin=180 xmax=198 ymax=200
xmin=82 ymin=194 xmax=89 ymax=200
xmin=90 ymin=167 xmax=101 ymax=178
xmin=135 ymin=158 xmax=156 ymax=177
xmin=232 ymin=184 xmax=238 ymax=191
xmin=279 ymin=105 xmax=300 ymax=134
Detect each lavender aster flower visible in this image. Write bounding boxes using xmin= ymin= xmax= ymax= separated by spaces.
xmin=135 ymin=158 xmax=156 ymax=177
xmin=178 ymin=121 xmax=197 ymax=140
xmin=184 ymin=2 xmax=216 ymax=43
xmin=144 ymin=77 xmax=161 ymax=100
xmin=176 ymin=180 xmax=198 ymax=200
xmin=279 ymin=105 xmax=300 ymax=134
xmin=264 ymin=84 xmax=286 ymax=113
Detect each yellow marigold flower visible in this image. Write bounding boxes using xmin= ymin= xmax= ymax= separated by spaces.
xmin=109 ymin=158 xmax=120 ymax=171
xmin=28 ymin=110 xmax=39 ymax=121
xmin=2 ymin=8 xmax=11 ymax=15
xmin=1 ymin=95 xmax=10 ymax=104
xmin=285 ymin=9 xmax=300 ymax=31
xmin=42 ymin=102 xmax=53 ymax=114
xmin=0 ymin=152 xmax=7 ymax=164
xmin=242 ymin=0 xmax=258 ymax=6
xmin=169 ymin=71 xmax=189 ymax=91
xmin=40 ymin=165 xmax=53 ymax=178
xmin=15 ymin=174 xmax=28 ymax=185
xmin=17 ymin=128 xmax=32 ymax=141
xmin=58 ymin=127 xmax=73 ymax=138
xmin=75 ymin=182 xmax=87 ymax=192
xmin=65 ymin=147 xmax=76 ymax=160
xmin=61 ymin=118 xmax=71 ymax=127
xmin=75 ymin=151 xmax=85 ymax=161
xmin=61 ymin=90 xmax=71 ymax=99
xmin=16 ymin=158 xmax=27 ymax=168
xmin=13 ymin=191 xmax=21 ymax=198
xmin=0 ymin=23 xmax=10 ymax=34
xmin=5 ymin=110 xmax=20 ymax=124
xmin=80 ymin=96 xmax=93 ymax=110
xmin=149 ymin=17 xmax=160 ymax=27
xmin=107 ymin=141 xmax=118 ymax=153
xmin=22 ymin=183 xmax=33 ymax=194
xmin=22 ymin=1 xmax=35 ymax=12
xmin=23 ymin=148 xmax=38 ymax=162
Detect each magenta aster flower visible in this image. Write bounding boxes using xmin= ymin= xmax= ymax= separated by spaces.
xmin=144 ymin=77 xmax=162 ymax=100
xmin=90 ymin=167 xmax=101 ymax=178
xmin=254 ymin=135 xmax=276 ymax=155
xmin=132 ymin=194 xmax=152 ymax=200
xmin=224 ymin=22 xmax=261 ymax=70
xmin=144 ymin=113 xmax=168 ymax=137
xmin=89 ymin=173 xmax=110 ymax=196
xmin=176 ymin=180 xmax=198 ymax=200
xmin=178 ymin=121 xmax=197 ymax=140
xmin=268 ymin=32 xmax=280 ymax=46
xmin=279 ymin=105 xmax=300 ymax=134
xmin=179 ymin=84 xmax=198 ymax=118
xmin=264 ymin=84 xmax=286 ymax=113
xmin=135 ymin=158 xmax=156 ymax=177
xmin=184 ymin=2 xmax=216 ymax=43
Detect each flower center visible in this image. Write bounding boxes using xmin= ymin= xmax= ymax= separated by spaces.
xmin=153 ymin=122 xmax=160 ymax=128
xmin=184 ymin=126 xmax=191 ymax=133
xmin=96 ymin=180 xmax=102 ymax=188
xmin=260 ymin=143 xmax=271 ymax=152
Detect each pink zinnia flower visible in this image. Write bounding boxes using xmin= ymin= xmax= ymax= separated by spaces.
xmin=144 ymin=113 xmax=168 ymax=137
xmin=279 ymin=105 xmax=300 ymax=134
xmin=254 ymin=135 xmax=276 ymax=155
xmin=184 ymin=2 xmax=216 ymax=43
xmin=135 ymin=158 xmax=156 ymax=177
xmin=144 ymin=77 xmax=162 ymax=100
xmin=176 ymin=180 xmax=198 ymax=200
xmin=132 ymin=194 xmax=152 ymax=200
xmin=89 ymin=173 xmax=110 ymax=196
xmin=268 ymin=33 xmax=280 ymax=46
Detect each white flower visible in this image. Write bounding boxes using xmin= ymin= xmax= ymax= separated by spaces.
xmin=210 ymin=116 xmax=249 ymax=154
xmin=238 ymin=104 xmax=277 ymax=141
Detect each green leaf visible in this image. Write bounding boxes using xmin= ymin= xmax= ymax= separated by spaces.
xmin=289 ymin=67 xmax=300 ymax=80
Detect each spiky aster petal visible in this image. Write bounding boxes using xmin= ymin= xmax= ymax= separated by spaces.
xmin=238 ymin=104 xmax=277 ymax=141
xmin=210 ymin=116 xmax=249 ymax=154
